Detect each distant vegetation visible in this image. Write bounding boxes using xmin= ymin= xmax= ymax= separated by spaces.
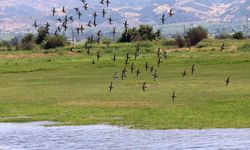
xmin=0 ymin=25 xmax=248 ymax=51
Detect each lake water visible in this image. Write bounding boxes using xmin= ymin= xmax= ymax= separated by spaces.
xmin=0 ymin=122 xmax=249 ymax=150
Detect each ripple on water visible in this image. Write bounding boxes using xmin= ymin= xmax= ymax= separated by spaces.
xmin=0 ymin=122 xmax=250 ymax=150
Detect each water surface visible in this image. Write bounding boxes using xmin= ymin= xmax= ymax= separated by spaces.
xmin=0 ymin=122 xmax=249 ymax=150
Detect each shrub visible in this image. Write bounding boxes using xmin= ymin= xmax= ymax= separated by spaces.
xmin=20 ymin=33 xmax=36 ymax=50
xmin=43 ymin=35 xmax=68 ymax=49
xmin=232 ymin=32 xmax=244 ymax=40
xmin=0 ymin=41 xmax=12 ymax=51
xmin=162 ymin=39 xmax=176 ymax=46
xmin=215 ymin=32 xmax=232 ymax=39
xmin=185 ymin=26 xmax=208 ymax=46
xmin=175 ymin=35 xmax=185 ymax=48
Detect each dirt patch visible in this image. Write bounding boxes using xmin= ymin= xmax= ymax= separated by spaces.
xmin=0 ymin=53 xmax=57 ymax=59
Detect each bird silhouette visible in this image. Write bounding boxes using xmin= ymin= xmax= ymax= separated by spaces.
xmin=157 ymin=48 xmax=161 ymax=58
xmin=100 ymin=0 xmax=105 ymax=4
xmin=108 ymin=17 xmax=113 ymax=25
xmin=221 ymin=42 xmax=225 ymax=52
xmin=182 ymin=70 xmax=187 ymax=77
xmin=145 ymin=62 xmax=149 ymax=71
xmin=125 ymin=58 xmax=129 ymax=65
xmin=142 ymin=82 xmax=147 ymax=92
xmin=56 ymin=18 xmax=62 ymax=22
xmin=191 ymin=64 xmax=196 ymax=75
xmin=130 ymin=63 xmax=136 ymax=73
xmin=113 ymin=53 xmax=116 ymax=62
xmin=161 ymin=14 xmax=166 ymax=24
xmin=109 ymin=82 xmax=114 ymax=92
xmin=51 ymin=7 xmax=56 ymax=16
xmin=93 ymin=12 xmax=97 ymax=19
xmin=62 ymin=6 xmax=66 ymax=13
xmin=136 ymin=69 xmax=140 ymax=78
xmin=96 ymin=51 xmax=101 ymax=61
xmin=113 ymin=72 xmax=118 ymax=80
xmin=121 ymin=70 xmax=126 ymax=80
xmin=77 ymin=11 xmax=82 ymax=19
xmin=74 ymin=7 xmax=79 ymax=12
xmin=225 ymin=76 xmax=231 ymax=86
xmin=83 ymin=3 xmax=88 ymax=11
xmin=150 ymin=66 xmax=154 ymax=73
xmin=124 ymin=20 xmax=128 ymax=28
xmin=102 ymin=9 xmax=106 ymax=18
xmin=168 ymin=8 xmax=174 ymax=17
xmin=33 ymin=20 xmax=38 ymax=28
xmin=157 ymin=58 xmax=162 ymax=67
xmin=172 ymin=91 xmax=176 ymax=102
xmin=163 ymin=51 xmax=168 ymax=59
xmin=152 ymin=70 xmax=159 ymax=81
xmin=93 ymin=19 xmax=97 ymax=27
xmin=112 ymin=27 xmax=117 ymax=40
xmin=106 ymin=0 xmax=110 ymax=7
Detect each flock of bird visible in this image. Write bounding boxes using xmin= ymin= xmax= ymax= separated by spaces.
xmin=33 ymin=0 xmax=231 ymax=102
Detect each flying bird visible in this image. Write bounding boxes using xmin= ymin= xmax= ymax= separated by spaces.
xmin=113 ymin=72 xmax=118 ymax=80
xmin=225 ymin=76 xmax=231 ymax=86
xmin=113 ymin=53 xmax=116 ymax=62
xmin=172 ymin=91 xmax=176 ymax=102
xmin=182 ymin=70 xmax=187 ymax=77
xmin=221 ymin=42 xmax=225 ymax=52
xmin=168 ymin=8 xmax=174 ymax=17
xmin=62 ymin=6 xmax=66 ymax=13
xmin=109 ymin=82 xmax=114 ymax=92
xmin=83 ymin=3 xmax=88 ymax=11
xmin=136 ymin=69 xmax=140 ymax=78
xmin=51 ymin=7 xmax=56 ymax=16
xmin=33 ymin=20 xmax=38 ymax=28
xmin=106 ymin=0 xmax=110 ymax=7
xmin=142 ymin=82 xmax=147 ymax=92
xmin=96 ymin=51 xmax=101 ymax=61
xmin=145 ymin=62 xmax=149 ymax=71
xmin=152 ymin=70 xmax=159 ymax=81
xmin=191 ymin=64 xmax=196 ymax=75
xmin=102 ymin=9 xmax=106 ymax=18
xmin=161 ymin=14 xmax=166 ymax=24
xmin=108 ymin=17 xmax=113 ymax=25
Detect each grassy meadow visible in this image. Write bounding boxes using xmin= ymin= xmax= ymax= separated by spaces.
xmin=0 ymin=39 xmax=250 ymax=129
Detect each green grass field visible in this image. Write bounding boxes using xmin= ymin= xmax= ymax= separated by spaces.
xmin=0 ymin=39 xmax=250 ymax=129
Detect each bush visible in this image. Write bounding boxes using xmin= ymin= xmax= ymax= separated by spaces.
xmin=20 ymin=33 xmax=36 ymax=50
xmin=0 ymin=41 xmax=12 ymax=51
xmin=175 ymin=35 xmax=185 ymax=48
xmin=162 ymin=39 xmax=176 ymax=46
xmin=185 ymin=26 xmax=208 ymax=46
xmin=215 ymin=32 xmax=232 ymax=39
xmin=43 ymin=35 xmax=68 ymax=49
xmin=232 ymin=32 xmax=244 ymax=40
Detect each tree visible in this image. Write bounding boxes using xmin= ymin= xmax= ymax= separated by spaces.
xmin=36 ymin=27 xmax=48 ymax=44
xmin=138 ymin=25 xmax=155 ymax=41
xmin=118 ymin=25 xmax=159 ymax=42
xmin=185 ymin=26 xmax=208 ymax=46
xmin=232 ymin=32 xmax=244 ymax=40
